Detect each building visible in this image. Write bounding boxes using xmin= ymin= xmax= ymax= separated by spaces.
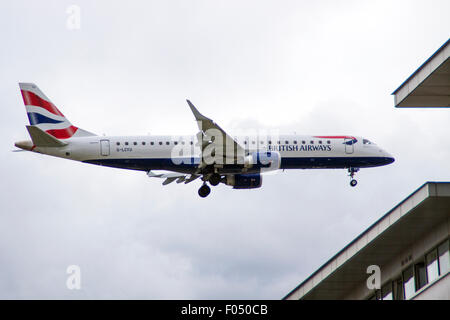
xmin=392 ymin=38 xmax=449 ymax=108
xmin=284 ymin=38 xmax=450 ymax=300
xmin=283 ymin=182 xmax=450 ymax=300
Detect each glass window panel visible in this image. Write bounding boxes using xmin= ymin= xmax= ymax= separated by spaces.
xmin=426 ymin=250 xmax=439 ymax=283
xmin=415 ymin=262 xmax=427 ymax=290
xmin=381 ymin=283 xmax=393 ymax=300
xmin=438 ymin=240 xmax=449 ymax=275
xmin=393 ymin=278 xmax=404 ymax=300
xmin=403 ymin=266 xmax=415 ymax=300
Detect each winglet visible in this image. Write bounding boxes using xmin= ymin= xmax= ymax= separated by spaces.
xmin=186 ymin=100 xmax=211 ymax=122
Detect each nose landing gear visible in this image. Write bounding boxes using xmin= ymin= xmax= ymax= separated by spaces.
xmin=348 ymin=167 xmax=359 ymax=187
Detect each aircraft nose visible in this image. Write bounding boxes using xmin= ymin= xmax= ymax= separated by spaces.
xmin=383 ymin=151 xmax=395 ymax=165
xmin=386 ymin=156 xmax=395 ymax=164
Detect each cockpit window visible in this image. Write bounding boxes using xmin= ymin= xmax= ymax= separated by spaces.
xmin=363 ymin=139 xmax=374 ymax=145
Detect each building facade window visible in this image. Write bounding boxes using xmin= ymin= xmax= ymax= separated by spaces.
xmin=393 ymin=278 xmax=404 ymax=300
xmin=381 ymin=283 xmax=393 ymax=300
xmin=415 ymin=261 xmax=427 ymax=291
xmin=426 ymin=250 xmax=439 ymax=283
xmin=438 ymin=240 xmax=449 ymax=275
xmin=370 ymin=238 xmax=449 ymax=300
xmin=402 ymin=266 xmax=415 ymax=300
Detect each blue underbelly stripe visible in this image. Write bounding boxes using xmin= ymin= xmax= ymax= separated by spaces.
xmin=82 ymin=156 xmax=394 ymax=171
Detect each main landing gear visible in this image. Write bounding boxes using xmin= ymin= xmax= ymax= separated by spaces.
xmin=348 ymin=167 xmax=359 ymax=187
xmin=208 ymin=173 xmax=221 ymax=186
xmin=198 ymin=183 xmax=211 ymax=198
xmin=198 ymin=173 xmax=222 ymax=198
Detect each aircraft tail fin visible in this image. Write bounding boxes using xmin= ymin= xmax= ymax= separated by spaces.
xmin=19 ymin=83 xmax=96 ymax=139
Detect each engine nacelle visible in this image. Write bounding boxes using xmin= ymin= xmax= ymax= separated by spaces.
xmin=226 ymin=174 xmax=263 ymax=189
xmin=243 ymin=151 xmax=281 ymax=172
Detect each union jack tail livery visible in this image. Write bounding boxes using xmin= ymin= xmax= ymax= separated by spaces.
xmin=19 ymin=83 xmax=95 ymax=139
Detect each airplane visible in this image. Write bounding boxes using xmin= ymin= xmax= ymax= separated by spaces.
xmin=14 ymin=83 xmax=395 ymax=198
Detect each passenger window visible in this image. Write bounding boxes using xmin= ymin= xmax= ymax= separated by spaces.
xmin=133 ymin=142 xmax=137 ymax=145
xmin=310 ymin=141 xmax=314 ymax=144
xmin=150 ymin=142 xmax=154 ymax=145
xmin=302 ymin=141 xmax=306 ymax=144
xmin=294 ymin=141 xmax=297 ymax=144
xmin=159 ymin=142 xmax=162 ymax=145
xmin=142 ymin=142 xmax=146 ymax=145
xmin=285 ymin=141 xmax=289 ymax=145
xmin=116 ymin=142 xmax=120 ymax=146
xmin=327 ymin=140 xmax=331 ymax=144
xmin=166 ymin=142 xmax=170 ymax=145
xmin=268 ymin=140 xmax=272 ymax=145
xmin=125 ymin=142 xmax=129 ymax=146
xmin=174 ymin=141 xmax=178 ymax=145
xmin=319 ymin=141 xmax=322 ymax=144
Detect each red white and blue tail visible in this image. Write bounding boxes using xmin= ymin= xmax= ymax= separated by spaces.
xmin=19 ymin=83 xmax=95 ymax=139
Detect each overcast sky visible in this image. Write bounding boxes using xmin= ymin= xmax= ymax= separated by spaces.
xmin=1 ymin=0 xmax=449 ymax=299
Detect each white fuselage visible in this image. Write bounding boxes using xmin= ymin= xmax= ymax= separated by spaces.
xmin=32 ymin=134 xmax=394 ymax=174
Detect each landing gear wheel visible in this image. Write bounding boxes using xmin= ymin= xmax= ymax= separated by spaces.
xmin=209 ymin=173 xmax=221 ymax=186
xmin=198 ymin=184 xmax=211 ymax=198
xmin=347 ymin=167 xmax=360 ymax=187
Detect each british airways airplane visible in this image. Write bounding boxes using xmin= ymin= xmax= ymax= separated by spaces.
xmin=15 ymin=83 xmax=394 ymax=198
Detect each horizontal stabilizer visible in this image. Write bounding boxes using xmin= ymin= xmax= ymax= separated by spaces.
xmin=26 ymin=125 xmax=68 ymax=147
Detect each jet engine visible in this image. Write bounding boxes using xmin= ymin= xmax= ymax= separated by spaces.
xmin=225 ymin=174 xmax=262 ymax=189
xmin=243 ymin=151 xmax=281 ymax=172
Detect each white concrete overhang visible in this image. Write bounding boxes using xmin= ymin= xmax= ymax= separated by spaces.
xmin=283 ymin=182 xmax=450 ymax=300
xmin=392 ymin=39 xmax=450 ymax=108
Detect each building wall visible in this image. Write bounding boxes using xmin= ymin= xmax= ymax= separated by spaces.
xmin=343 ymin=218 xmax=449 ymax=300
xmin=414 ymin=273 xmax=450 ymax=300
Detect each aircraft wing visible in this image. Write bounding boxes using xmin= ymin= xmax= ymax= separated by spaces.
xmin=186 ymin=100 xmax=245 ymax=167
xmin=147 ymin=170 xmax=200 ymax=185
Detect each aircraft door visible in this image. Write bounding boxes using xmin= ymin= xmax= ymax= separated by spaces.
xmin=344 ymin=138 xmax=354 ymax=154
xmin=100 ymin=139 xmax=110 ymax=156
